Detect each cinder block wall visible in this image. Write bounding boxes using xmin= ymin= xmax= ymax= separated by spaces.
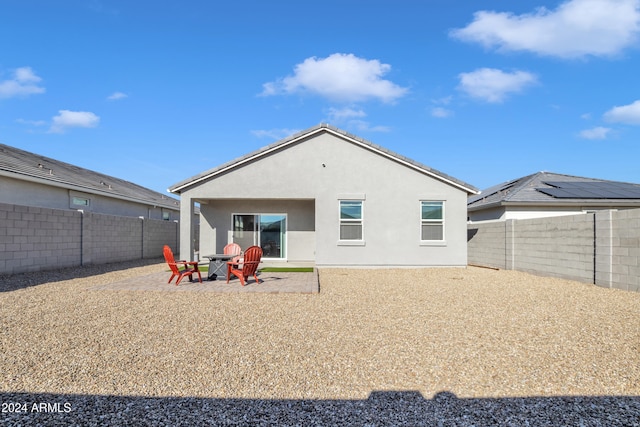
xmin=468 ymin=208 xmax=640 ymax=292
xmin=144 ymin=219 xmax=180 ymax=258
xmin=0 ymin=203 xmax=82 ymax=273
xmin=611 ymin=209 xmax=640 ymax=292
xmin=467 ymin=221 xmax=507 ymax=269
xmin=512 ymin=214 xmax=594 ymax=283
xmin=0 ymin=203 xmax=179 ymax=275
xmin=87 ymin=213 xmax=144 ymax=264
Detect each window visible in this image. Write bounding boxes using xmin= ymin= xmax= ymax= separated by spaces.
xmin=421 ymin=201 xmax=444 ymax=241
xmin=339 ymin=200 xmax=363 ymax=241
xmin=72 ymin=196 xmax=89 ymax=206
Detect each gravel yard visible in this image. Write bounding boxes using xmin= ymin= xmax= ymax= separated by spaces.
xmin=1 ymin=260 xmax=639 ymax=425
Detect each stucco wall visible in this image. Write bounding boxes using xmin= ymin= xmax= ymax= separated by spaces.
xmin=180 ymin=132 xmax=469 ymax=267
xmin=198 ymin=199 xmax=315 ymax=261
xmin=0 ymin=202 xmax=179 ymax=275
xmin=468 ymin=205 xmax=638 ymax=222
xmin=0 ymin=175 xmax=179 ymax=220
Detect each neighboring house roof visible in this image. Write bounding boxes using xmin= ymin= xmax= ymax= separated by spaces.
xmin=0 ymin=143 xmax=180 ymax=210
xmin=169 ymin=124 xmax=479 ymax=195
xmin=468 ymin=171 xmax=640 ymax=211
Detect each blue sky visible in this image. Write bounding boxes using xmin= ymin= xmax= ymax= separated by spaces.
xmin=1 ymin=0 xmax=640 ymax=196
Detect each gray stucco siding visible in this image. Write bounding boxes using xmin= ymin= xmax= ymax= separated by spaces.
xmin=181 ymin=132 xmax=469 ymax=267
xmin=1 ymin=175 xmax=179 ymax=220
xmin=1 ymin=176 xmax=70 ymax=210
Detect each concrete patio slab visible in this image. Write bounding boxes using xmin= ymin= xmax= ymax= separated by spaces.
xmin=87 ymin=269 xmax=319 ymax=293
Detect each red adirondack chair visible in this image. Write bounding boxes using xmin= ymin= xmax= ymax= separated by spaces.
xmin=224 ymin=242 xmax=242 ymax=271
xmin=163 ymin=245 xmax=202 ymax=285
xmin=224 ymin=243 xmax=242 ymax=260
xmin=226 ymin=245 xmax=262 ymax=286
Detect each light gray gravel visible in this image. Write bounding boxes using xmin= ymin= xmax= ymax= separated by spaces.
xmin=1 ymin=259 xmax=639 ymax=426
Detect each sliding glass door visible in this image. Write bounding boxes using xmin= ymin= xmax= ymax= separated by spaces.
xmin=232 ymin=215 xmax=257 ymax=252
xmin=232 ymin=214 xmax=286 ymax=259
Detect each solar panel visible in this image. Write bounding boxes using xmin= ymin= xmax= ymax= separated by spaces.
xmin=538 ymin=181 xmax=640 ymax=199
xmin=468 ymin=178 xmax=520 ymax=204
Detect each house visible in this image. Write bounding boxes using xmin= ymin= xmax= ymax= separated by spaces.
xmin=0 ymin=143 xmax=180 ymax=220
xmin=168 ymin=124 xmax=479 ymax=267
xmin=467 ymin=171 xmax=640 ymax=222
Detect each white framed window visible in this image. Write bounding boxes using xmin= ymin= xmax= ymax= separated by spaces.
xmin=339 ymin=200 xmax=363 ymax=242
xmin=72 ymin=196 xmax=90 ymax=206
xmin=421 ymin=201 xmax=444 ymax=242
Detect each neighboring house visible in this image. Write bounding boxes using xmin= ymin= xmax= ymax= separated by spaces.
xmin=169 ymin=124 xmax=479 ymax=267
xmin=468 ymin=171 xmax=640 ymax=222
xmin=0 ymin=143 xmax=181 ymax=220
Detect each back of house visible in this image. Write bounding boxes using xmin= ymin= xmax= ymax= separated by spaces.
xmin=169 ymin=124 xmax=478 ymax=268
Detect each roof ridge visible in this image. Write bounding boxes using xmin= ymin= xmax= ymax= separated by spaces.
xmin=502 ymin=172 xmax=543 ymax=201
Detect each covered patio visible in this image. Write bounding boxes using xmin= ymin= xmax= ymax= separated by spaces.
xmin=191 ymin=198 xmax=316 ymax=267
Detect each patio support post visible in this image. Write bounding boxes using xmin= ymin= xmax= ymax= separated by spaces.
xmin=179 ymin=196 xmax=196 ymax=261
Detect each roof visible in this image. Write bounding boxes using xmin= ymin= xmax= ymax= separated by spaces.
xmin=0 ymin=143 xmax=180 ymax=210
xmin=169 ymin=124 xmax=479 ymax=195
xmin=468 ymin=171 xmax=640 ymax=211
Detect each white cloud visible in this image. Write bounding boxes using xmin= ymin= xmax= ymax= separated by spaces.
xmin=431 ymin=107 xmax=454 ymax=118
xmin=430 ymin=97 xmax=455 ymax=118
xmin=322 ymin=107 xmax=389 ymax=132
xmin=49 ymin=110 xmax=100 ymax=133
xmin=433 ymin=96 xmax=453 ymax=105
xmin=16 ymin=118 xmax=47 ymax=127
xmin=107 ymin=91 xmax=128 ymax=100
xmin=348 ymin=120 xmax=390 ymax=132
xmin=260 ymin=53 xmax=409 ymax=103
xmin=326 ymin=107 xmax=366 ymax=122
xmin=450 ymin=0 xmax=640 ymax=58
xmin=251 ymin=128 xmax=300 ymax=140
xmin=603 ymin=100 xmax=640 ymax=124
xmin=579 ymin=126 xmax=613 ymax=139
xmin=15 ymin=118 xmax=47 ymax=134
xmin=0 ymin=67 xmax=45 ymax=98
xmin=457 ymin=68 xmax=538 ymax=103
